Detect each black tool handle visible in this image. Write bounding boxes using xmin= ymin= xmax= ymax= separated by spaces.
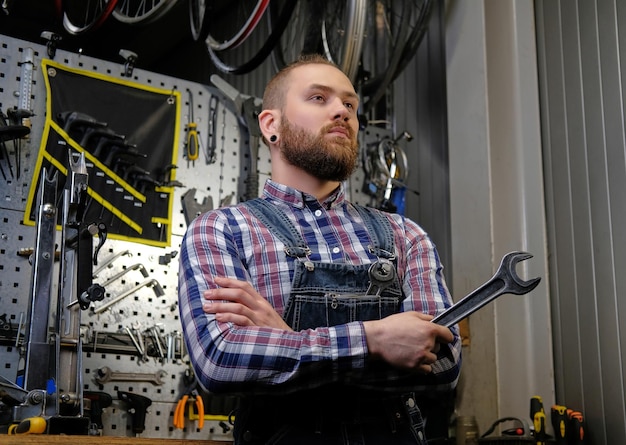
xmin=118 ymin=391 xmax=152 ymax=435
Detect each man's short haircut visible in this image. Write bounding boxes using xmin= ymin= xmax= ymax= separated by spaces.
xmin=262 ymin=54 xmax=339 ymax=111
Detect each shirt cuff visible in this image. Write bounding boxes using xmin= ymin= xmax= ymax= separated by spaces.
xmin=329 ymin=321 xmax=368 ymax=371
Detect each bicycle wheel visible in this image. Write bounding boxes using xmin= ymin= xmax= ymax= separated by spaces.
xmin=321 ymin=0 xmax=367 ymax=82
xmin=207 ymin=0 xmax=269 ymax=51
xmin=359 ymin=0 xmax=434 ymax=113
xmin=207 ymin=0 xmax=297 ymax=75
xmin=61 ymin=0 xmax=118 ymax=35
xmin=189 ymin=0 xmax=210 ymax=41
xmin=113 ymin=0 xmax=179 ymax=25
xmin=272 ymin=0 xmax=367 ymax=83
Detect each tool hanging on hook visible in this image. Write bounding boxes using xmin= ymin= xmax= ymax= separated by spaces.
xmin=185 ymin=89 xmax=199 ymax=167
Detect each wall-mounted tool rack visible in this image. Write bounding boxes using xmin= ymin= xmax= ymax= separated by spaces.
xmin=0 ymin=33 xmax=391 ymax=439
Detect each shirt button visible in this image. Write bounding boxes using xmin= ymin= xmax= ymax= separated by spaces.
xmin=314 ymin=209 xmax=322 ymax=217
xmin=332 ymin=247 xmax=340 ymax=254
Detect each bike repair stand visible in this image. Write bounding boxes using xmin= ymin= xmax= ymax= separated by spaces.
xmin=0 ymin=151 xmax=106 ymax=434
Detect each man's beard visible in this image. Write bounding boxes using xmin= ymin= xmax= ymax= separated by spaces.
xmin=278 ymin=119 xmax=359 ymax=182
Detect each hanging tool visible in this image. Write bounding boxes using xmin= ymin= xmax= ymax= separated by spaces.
xmin=83 ymin=391 xmax=113 ymax=431
xmin=92 ymin=278 xmax=165 ymax=314
xmin=206 ymin=94 xmax=219 ymax=165
xmin=117 ymin=391 xmax=152 ymax=436
xmin=181 ymin=188 xmax=213 ymax=226
xmin=5 ymin=107 xmax=34 ymax=179
xmin=0 ymin=119 xmax=29 ymax=179
xmin=210 ymin=74 xmax=262 ymax=201
xmin=174 ymin=367 xmax=204 ymax=430
xmin=185 ymin=89 xmax=200 ymax=167
xmin=432 ymin=251 xmax=541 ymax=328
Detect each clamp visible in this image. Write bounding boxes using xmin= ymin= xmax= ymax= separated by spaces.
xmin=173 ymin=367 xmax=204 ymax=430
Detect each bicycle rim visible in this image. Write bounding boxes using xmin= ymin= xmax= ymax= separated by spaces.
xmin=272 ymin=0 xmax=367 ymax=81
xmin=189 ymin=0 xmax=210 ymax=41
xmin=207 ymin=0 xmax=270 ymax=51
xmin=207 ymin=0 xmax=297 ymax=75
xmin=113 ymin=0 xmax=179 ymax=25
xmin=271 ymin=0 xmax=325 ymax=72
xmin=62 ymin=0 xmax=119 ymax=35
xmin=321 ymin=0 xmax=367 ymax=83
xmin=359 ymin=0 xmax=434 ymax=112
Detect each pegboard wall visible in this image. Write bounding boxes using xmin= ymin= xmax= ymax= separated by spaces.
xmin=0 ymin=34 xmax=391 ymax=439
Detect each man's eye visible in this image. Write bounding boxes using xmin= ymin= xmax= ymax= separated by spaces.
xmin=345 ymin=102 xmax=354 ymax=109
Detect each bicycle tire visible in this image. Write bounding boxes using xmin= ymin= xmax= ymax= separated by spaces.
xmin=359 ymin=0 xmax=434 ymax=113
xmin=206 ymin=0 xmax=270 ymax=51
xmin=113 ymin=0 xmax=179 ymax=25
xmin=272 ymin=0 xmax=367 ymax=83
xmin=61 ymin=0 xmax=119 ymax=35
xmin=54 ymin=0 xmax=63 ymax=19
xmin=207 ymin=0 xmax=297 ymax=75
xmin=270 ymin=0 xmax=324 ymax=72
xmin=321 ymin=0 xmax=367 ymax=83
xmin=189 ymin=0 xmax=210 ymax=42
xmin=361 ymin=0 xmax=411 ymax=113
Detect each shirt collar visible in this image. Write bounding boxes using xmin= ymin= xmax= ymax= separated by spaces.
xmin=262 ymin=179 xmax=346 ymax=210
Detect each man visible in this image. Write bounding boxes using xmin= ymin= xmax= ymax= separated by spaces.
xmin=178 ymin=54 xmax=461 ymax=444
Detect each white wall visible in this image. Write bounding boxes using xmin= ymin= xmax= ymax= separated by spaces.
xmin=445 ymin=0 xmax=554 ymax=433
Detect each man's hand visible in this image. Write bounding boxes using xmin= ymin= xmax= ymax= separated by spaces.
xmin=363 ymin=312 xmax=454 ymax=373
xmin=203 ymin=276 xmax=292 ymax=330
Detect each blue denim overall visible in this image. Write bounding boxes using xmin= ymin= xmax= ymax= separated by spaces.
xmin=233 ymin=198 xmax=428 ymax=445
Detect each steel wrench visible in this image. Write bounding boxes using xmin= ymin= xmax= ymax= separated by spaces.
xmin=94 ymin=366 xmax=166 ymax=385
xmin=432 ymin=251 xmax=541 ymax=328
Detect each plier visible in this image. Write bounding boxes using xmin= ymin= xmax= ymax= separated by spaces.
xmin=173 ymin=367 xmax=204 ymax=430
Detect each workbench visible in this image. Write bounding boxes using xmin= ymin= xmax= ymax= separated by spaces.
xmin=2 ymin=437 xmax=232 ymax=445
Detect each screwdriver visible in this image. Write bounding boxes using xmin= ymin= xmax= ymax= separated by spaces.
xmin=530 ymin=395 xmax=547 ymax=445
xmin=568 ymin=410 xmax=585 ymax=445
xmin=185 ymin=88 xmax=199 ymax=166
xmin=8 ymin=416 xmax=47 ymax=434
xmin=551 ymin=404 xmax=568 ymax=445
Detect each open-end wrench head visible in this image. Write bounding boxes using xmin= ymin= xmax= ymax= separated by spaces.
xmin=499 ymin=251 xmax=541 ymax=294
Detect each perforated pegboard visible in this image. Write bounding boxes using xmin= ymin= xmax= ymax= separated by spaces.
xmin=0 ymin=33 xmax=391 ymax=440
xmin=0 ymin=34 xmax=240 ymax=440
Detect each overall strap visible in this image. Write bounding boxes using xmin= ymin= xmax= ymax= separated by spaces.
xmin=352 ymin=204 xmax=396 ymax=260
xmin=243 ymin=198 xmax=310 ymax=258
xmin=244 ymin=198 xmax=396 ymax=260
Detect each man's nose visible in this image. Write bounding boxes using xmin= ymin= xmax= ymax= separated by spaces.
xmin=331 ymin=98 xmax=350 ymax=121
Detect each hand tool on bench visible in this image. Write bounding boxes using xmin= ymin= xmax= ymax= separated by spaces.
xmin=432 ymin=251 xmax=541 ymax=328
xmin=530 ymin=395 xmax=547 ymax=445
xmin=551 ymin=404 xmax=568 ymax=445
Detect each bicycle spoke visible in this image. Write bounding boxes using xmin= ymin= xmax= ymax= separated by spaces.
xmin=113 ymin=0 xmax=179 ymax=25
xmin=62 ymin=0 xmax=118 ymax=35
xmin=359 ymin=0 xmax=434 ymax=114
xmin=321 ymin=0 xmax=367 ymax=83
xmin=272 ymin=0 xmax=366 ymax=83
xmin=271 ymin=0 xmax=324 ymax=72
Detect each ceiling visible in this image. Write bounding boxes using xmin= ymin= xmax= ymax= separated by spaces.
xmin=0 ymin=0 xmax=214 ymax=83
